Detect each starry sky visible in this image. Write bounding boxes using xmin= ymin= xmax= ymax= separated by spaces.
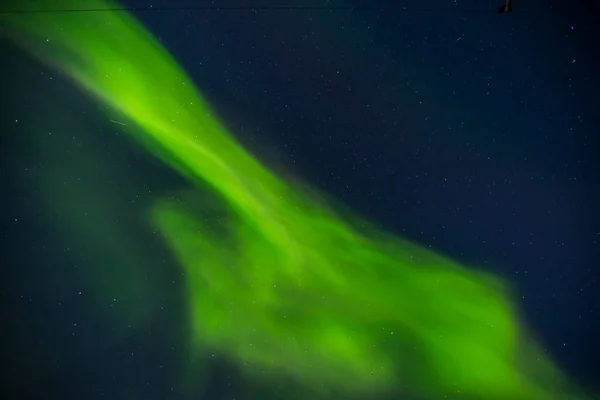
xmin=1 ymin=0 xmax=599 ymax=399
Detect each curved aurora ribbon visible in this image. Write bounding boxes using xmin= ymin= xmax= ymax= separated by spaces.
xmin=1 ymin=1 xmax=594 ymax=399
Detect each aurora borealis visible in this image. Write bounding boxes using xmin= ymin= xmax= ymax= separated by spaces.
xmin=1 ymin=1 xmax=597 ymax=399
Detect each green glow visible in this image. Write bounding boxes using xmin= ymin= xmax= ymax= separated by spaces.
xmin=2 ymin=1 xmax=594 ymax=399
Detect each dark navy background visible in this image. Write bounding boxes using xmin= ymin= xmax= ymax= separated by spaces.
xmin=1 ymin=1 xmax=598 ymax=399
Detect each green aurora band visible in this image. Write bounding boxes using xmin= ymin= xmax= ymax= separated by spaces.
xmin=1 ymin=1 xmax=595 ymax=399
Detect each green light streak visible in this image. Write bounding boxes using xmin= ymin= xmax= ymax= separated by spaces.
xmin=2 ymin=1 xmax=594 ymax=399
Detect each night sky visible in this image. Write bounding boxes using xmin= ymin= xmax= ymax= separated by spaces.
xmin=1 ymin=1 xmax=599 ymax=399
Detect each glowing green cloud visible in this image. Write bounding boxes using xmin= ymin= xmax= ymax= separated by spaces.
xmin=1 ymin=1 xmax=594 ymax=399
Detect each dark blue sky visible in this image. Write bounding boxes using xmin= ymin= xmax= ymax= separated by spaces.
xmin=1 ymin=1 xmax=599 ymax=399
xmin=125 ymin=0 xmax=600 ymax=383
